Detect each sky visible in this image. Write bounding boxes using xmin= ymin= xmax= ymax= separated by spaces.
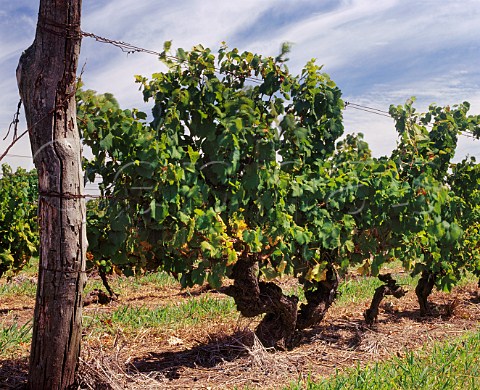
xmin=1 ymin=0 xmax=479 ymax=172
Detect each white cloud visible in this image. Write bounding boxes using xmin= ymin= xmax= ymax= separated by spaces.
xmin=0 ymin=0 xmax=479 ymax=167
xmin=79 ymin=0 xmax=281 ymax=108
xmin=281 ymin=0 xmax=479 ymax=62
xmin=83 ymin=0 xmax=278 ymax=48
xmin=342 ymin=68 xmax=480 ymax=160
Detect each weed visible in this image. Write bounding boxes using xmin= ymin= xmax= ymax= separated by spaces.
xmin=0 ymin=321 xmax=32 ymax=358
xmin=287 ymin=331 xmax=480 ymax=390
xmin=83 ymin=294 xmax=236 ymax=336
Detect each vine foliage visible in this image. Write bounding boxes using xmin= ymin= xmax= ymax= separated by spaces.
xmin=0 ymin=164 xmax=38 ymax=278
xmin=2 ymin=43 xmax=479 ymax=346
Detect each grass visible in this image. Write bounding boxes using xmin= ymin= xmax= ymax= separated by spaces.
xmin=83 ymin=294 xmax=237 ymax=336
xmin=282 ymin=260 xmax=418 ymax=306
xmin=0 ymin=262 xmax=477 ymax=373
xmin=0 ymin=277 xmax=37 ymax=298
xmin=82 ymin=270 xmax=239 ymax=336
xmin=336 ymin=273 xmax=416 ymax=306
xmin=0 ymin=268 xmax=421 ymax=360
xmin=0 ymin=257 xmax=39 ymax=298
xmin=0 ymin=321 xmax=32 ymax=358
xmin=83 ymin=269 xmax=177 ymax=295
xmin=286 ymin=330 xmax=480 ymax=390
xmin=455 ymin=270 xmax=479 ymax=288
xmin=1 ymin=268 xmax=227 ymax=356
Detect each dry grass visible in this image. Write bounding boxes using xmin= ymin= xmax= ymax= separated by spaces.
xmin=1 ymin=272 xmax=479 ymax=389
xmin=72 ymin=282 xmax=480 ymax=389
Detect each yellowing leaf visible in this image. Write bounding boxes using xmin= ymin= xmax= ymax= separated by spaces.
xmin=306 ymin=263 xmax=328 ymax=282
xmin=226 ymin=248 xmax=238 ymax=266
xmin=357 ymin=260 xmax=371 ymax=276
xmin=314 ymin=268 xmax=328 ymax=282
xmin=233 ymin=219 xmax=248 ymax=239
xmin=277 ymin=260 xmax=287 ymax=274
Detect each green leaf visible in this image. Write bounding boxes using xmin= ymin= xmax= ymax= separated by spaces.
xmin=99 ymin=132 xmax=114 ymax=150
xmin=110 ymin=212 xmax=129 ymax=232
xmin=226 ymin=248 xmax=237 ymax=266
xmin=163 ymin=40 xmax=172 ymax=52
xmin=200 ymin=240 xmax=214 ymax=253
xmin=242 ymin=229 xmax=262 ymax=252
xmin=344 ymin=240 xmax=355 ymax=252
xmin=261 ymin=267 xmax=279 ymax=280
xmin=177 ymin=48 xmax=187 ymax=61
xmin=187 ymin=145 xmax=200 ymax=164
xmin=0 ymin=252 xmax=14 ymax=266
xmin=294 ymin=229 xmax=309 ymax=245
xmin=450 ymin=223 xmax=463 ymax=241
xmin=150 ymin=200 xmax=169 ymax=223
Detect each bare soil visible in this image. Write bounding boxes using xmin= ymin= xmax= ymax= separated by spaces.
xmin=0 ymin=276 xmax=479 ymax=389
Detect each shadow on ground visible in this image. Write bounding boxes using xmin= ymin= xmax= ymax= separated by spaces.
xmin=129 ymin=329 xmax=255 ymax=379
xmin=127 ymin=302 xmax=448 ymax=380
xmin=0 ymin=358 xmax=28 ymax=389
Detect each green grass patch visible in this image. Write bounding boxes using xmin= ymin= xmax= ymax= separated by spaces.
xmin=287 ymin=330 xmax=480 ymax=390
xmin=1 ymin=264 xmax=476 ymax=363
xmin=0 ymin=257 xmax=39 ymax=298
xmin=83 ymin=294 xmax=237 ymax=336
xmin=18 ymin=257 xmax=39 ymax=277
xmin=455 ymin=270 xmax=479 ymax=288
xmin=84 ymin=271 xmax=177 ymax=295
xmin=0 ymin=321 xmax=32 ymax=358
xmin=336 ymin=273 xmax=416 ymax=307
xmin=0 ymin=277 xmax=37 ymax=298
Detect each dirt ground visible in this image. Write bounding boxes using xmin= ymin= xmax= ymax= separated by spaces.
xmin=1 ymin=278 xmax=479 ymax=389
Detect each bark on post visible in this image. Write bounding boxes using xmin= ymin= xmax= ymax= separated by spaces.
xmin=17 ymin=1 xmax=86 ymax=388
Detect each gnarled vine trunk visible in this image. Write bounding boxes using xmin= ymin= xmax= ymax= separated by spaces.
xmin=364 ymin=273 xmax=406 ymax=325
xmin=296 ymin=265 xmax=338 ymax=330
xmin=415 ymin=270 xmax=436 ymax=316
xmin=224 ymin=256 xmax=298 ymax=348
xmin=17 ymin=1 xmax=86 ymax=388
xmin=225 ymin=258 xmax=342 ymax=347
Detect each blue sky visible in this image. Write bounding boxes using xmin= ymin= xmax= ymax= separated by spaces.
xmin=1 ymin=0 xmax=479 ymax=171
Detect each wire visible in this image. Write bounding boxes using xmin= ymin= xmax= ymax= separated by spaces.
xmin=80 ymin=30 xmax=478 ymax=142
xmin=460 ymin=132 xmax=477 ymax=139
xmin=344 ymin=102 xmax=477 ymax=139
xmin=81 ymin=31 xmax=264 ymax=85
xmin=2 ymin=30 xmax=477 ymax=164
xmin=345 ymin=101 xmax=390 ymax=115
xmin=344 ymin=102 xmax=392 ymax=118
xmin=3 ymin=100 xmax=22 ymax=141
xmin=2 ymin=153 xmax=32 ymax=158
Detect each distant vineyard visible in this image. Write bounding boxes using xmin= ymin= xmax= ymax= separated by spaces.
xmin=0 ymin=164 xmax=38 ymax=279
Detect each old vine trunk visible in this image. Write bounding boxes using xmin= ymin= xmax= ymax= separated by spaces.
xmin=416 ymin=270 xmax=437 ymax=316
xmin=17 ymin=1 xmax=86 ymax=389
xmin=224 ymin=256 xmax=298 ymax=348
xmin=364 ymin=273 xmax=407 ymax=325
xmin=296 ymin=265 xmax=339 ymax=330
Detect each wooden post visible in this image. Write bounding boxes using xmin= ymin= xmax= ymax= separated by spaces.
xmin=16 ymin=1 xmax=86 ymax=388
